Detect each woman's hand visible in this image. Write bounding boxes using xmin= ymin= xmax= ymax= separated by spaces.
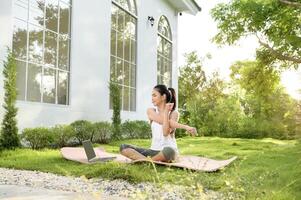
xmin=185 ymin=126 xmax=197 ymax=137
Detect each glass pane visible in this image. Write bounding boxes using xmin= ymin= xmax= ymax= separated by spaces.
xmin=164 ymin=41 xmax=171 ymax=58
xmin=58 ymin=35 xmax=69 ymax=70
xmin=130 ymin=39 xmax=136 ymax=64
xmin=58 ymin=70 xmax=68 ymax=104
xmin=110 ymin=29 xmax=117 ymax=56
xmin=160 ymin=56 xmax=164 ymax=75
xmin=29 ymin=0 xmax=45 ymax=27
xmin=124 ymin=13 xmax=131 ymax=40
xmin=111 ymin=5 xmax=118 ymax=30
xmin=168 ymin=44 xmax=172 ymax=59
xmin=124 ymin=61 xmax=130 ymax=86
xmin=60 ymin=0 xmax=70 ymax=4
xmin=116 ymin=32 xmax=123 ymax=58
xmin=157 ymin=56 xmax=161 ymax=75
xmin=43 ymin=67 xmax=56 ymax=103
xmin=44 ymin=31 xmax=57 ymax=67
xmin=115 ymin=0 xmax=128 ymax=11
xmin=45 ymin=0 xmax=59 ymax=32
xmin=16 ymin=60 xmax=26 ymax=100
xmin=159 ymin=75 xmax=163 ymax=85
xmin=28 ymin=24 xmax=43 ymax=64
xmin=59 ymin=1 xmax=70 ymax=35
xmin=157 ymin=36 xmax=162 ymax=53
xmin=124 ymin=38 xmax=130 ymax=61
xmin=130 ymin=17 xmax=136 ymax=38
xmin=123 ymin=86 xmax=129 ymax=111
xmin=130 ymin=64 xmax=135 ymax=87
xmin=117 ymin=9 xmax=124 ymax=33
xmin=27 ymin=63 xmax=42 ymax=102
xmin=14 ymin=0 xmax=29 ymax=20
xmin=13 ymin=19 xmax=28 ymax=61
xmin=169 ymin=60 xmax=172 ymax=86
xmin=128 ymin=0 xmax=136 ymax=15
xmin=116 ymin=59 xmax=123 ymax=84
xmin=163 ymin=26 xmax=169 ymax=38
xmin=164 ymin=58 xmax=169 ymax=75
xmin=163 ymin=76 xmax=169 ymax=87
xmin=110 ymin=56 xmax=116 ymax=80
xmin=130 ymin=88 xmax=136 ymax=111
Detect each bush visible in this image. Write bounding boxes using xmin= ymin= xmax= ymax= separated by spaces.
xmin=70 ymin=120 xmax=94 ymax=144
xmin=92 ymin=122 xmax=112 ymax=144
xmin=21 ymin=127 xmax=54 ymax=149
xmin=120 ymin=120 xmax=151 ymax=139
xmin=50 ymin=125 xmax=75 ymax=148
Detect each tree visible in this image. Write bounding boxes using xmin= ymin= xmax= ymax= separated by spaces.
xmin=178 ymin=52 xmax=206 ymax=122
xmin=109 ymin=80 xmax=121 ymax=140
xmin=185 ymin=72 xmax=227 ymax=135
xmin=230 ymin=60 xmax=281 ymax=118
xmin=230 ymin=60 xmax=300 ymax=138
xmin=0 ymin=49 xmax=20 ymax=149
xmin=211 ymin=0 xmax=301 ymax=69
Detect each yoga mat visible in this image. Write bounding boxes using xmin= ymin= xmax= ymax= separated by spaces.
xmin=60 ymin=147 xmax=237 ymax=172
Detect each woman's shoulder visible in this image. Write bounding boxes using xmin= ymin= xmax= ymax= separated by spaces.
xmin=171 ymin=110 xmax=179 ymax=115
xmin=170 ymin=110 xmax=179 ymax=120
xmin=147 ymin=107 xmax=156 ymax=113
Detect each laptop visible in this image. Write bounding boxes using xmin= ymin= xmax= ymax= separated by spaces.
xmin=82 ymin=140 xmax=116 ymax=162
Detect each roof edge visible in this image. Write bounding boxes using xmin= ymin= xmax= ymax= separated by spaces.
xmin=192 ymin=0 xmax=202 ymax=12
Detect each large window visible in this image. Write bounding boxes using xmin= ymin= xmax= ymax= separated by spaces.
xmin=13 ymin=0 xmax=71 ymax=105
xmin=110 ymin=0 xmax=137 ymax=111
xmin=157 ymin=16 xmax=172 ymax=87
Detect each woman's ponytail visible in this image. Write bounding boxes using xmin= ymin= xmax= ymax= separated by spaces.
xmin=168 ymin=87 xmax=176 ymax=112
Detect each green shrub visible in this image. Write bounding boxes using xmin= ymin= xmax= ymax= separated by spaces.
xmin=50 ymin=125 xmax=75 ymax=148
xmin=92 ymin=122 xmax=112 ymax=144
xmin=70 ymin=120 xmax=94 ymax=144
xmin=21 ymin=127 xmax=54 ymax=149
xmin=237 ymin=118 xmax=284 ymax=139
xmin=120 ymin=120 xmax=151 ymax=139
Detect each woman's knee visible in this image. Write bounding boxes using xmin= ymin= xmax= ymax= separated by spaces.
xmin=162 ymin=147 xmax=176 ymax=161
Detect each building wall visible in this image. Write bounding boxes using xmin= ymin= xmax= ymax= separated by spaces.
xmin=0 ymin=0 xmax=178 ymax=131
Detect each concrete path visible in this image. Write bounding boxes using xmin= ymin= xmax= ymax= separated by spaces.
xmin=0 ymin=185 xmax=123 ymax=200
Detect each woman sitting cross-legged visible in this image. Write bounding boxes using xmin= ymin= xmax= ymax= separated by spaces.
xmin=120 ymin=84 xmax=197 ymax=162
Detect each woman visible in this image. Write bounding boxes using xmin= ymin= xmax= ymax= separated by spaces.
xmin=120 ymin=84 xmax=197 ymax=162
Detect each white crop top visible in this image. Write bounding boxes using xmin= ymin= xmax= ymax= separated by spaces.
xmin=150 ymin=107 xmax=178 ymax=153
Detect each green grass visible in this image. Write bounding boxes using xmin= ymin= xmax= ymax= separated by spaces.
xmin=0 ymin=137 xmax=300 ymax=199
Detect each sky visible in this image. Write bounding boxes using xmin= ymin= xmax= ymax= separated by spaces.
xmin=178 ymin=0 xmax=301 ymax=100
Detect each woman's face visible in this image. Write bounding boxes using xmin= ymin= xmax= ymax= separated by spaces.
xmin=152 ymin=89 xmax=165 ymax=106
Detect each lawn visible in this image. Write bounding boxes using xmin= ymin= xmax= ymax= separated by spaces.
xmin=0 ymin=137 xmax=300 ymax=199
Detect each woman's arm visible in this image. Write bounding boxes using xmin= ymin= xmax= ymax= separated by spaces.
xmin=162 ymin=108 xmax=170 ymax=136
xmin=147 ymin=107 xmax=197 ymax=136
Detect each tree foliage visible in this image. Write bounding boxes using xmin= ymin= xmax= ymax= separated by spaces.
xmin=109 ymin=80 xmax=121 ymax=140
xmin=178 ymin=51 xmax=206 ymax=106
xmin=211 ymin=0 xmax=301 ymax=68
xmin=178 ymin=52 xmax=300 ymax=139
xmin=230 ymin=60 xmax=300 ymax=138
xmin=1 ymin=49 xmax=20 ymax=149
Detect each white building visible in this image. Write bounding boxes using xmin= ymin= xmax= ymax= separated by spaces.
xmin=0 ymin=0 xmax=201 ymax=130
